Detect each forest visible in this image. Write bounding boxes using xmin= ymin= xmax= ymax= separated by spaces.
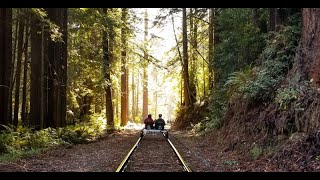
xmin=0 ymin=8 xmax=320 ymax=172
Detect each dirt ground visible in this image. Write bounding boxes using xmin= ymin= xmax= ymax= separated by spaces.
xmin=1 ymin=128 xmax=319 ymax=172
xmin=0 ymin=130 xmax=138 ymax=172
xmin=170 ymin=130 xmax=320 ymax=172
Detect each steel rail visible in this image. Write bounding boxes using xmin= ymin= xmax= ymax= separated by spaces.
xmin=116 ymin=131 xmax=192 ymax=172
xmin=166 ymin=138 xmax=192 ymax=172
xmin=115 ymin=136 xmax=142 ymax=172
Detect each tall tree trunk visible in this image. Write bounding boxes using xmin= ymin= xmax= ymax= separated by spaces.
xmin=213 ymin=8 xmax=220 ymax=91
xmin=9 ymin=14 xmax=19 ymax=125
xmin=275 ymin=8 xmax=289 ymax=31
xmin=189 ymin=8 xmax=194 ymax=74
xmin=0 ymin=8 xmax=12 ymax=128
xmin=269 ymin=8 xmax=290 ymax=32
xmin=269 ymin=8 xmax=276 ymax=31
xmin=180 ymin=74 xmax=183 ymax=105
xmin=126 ymin=68 xmax=129 ymax=122
xmin=47 ymin=8 xmax=68 ymax=128
xmin=142 ymin=9 xmax=149 ymax=121
xmin=21 ymin=15 xmax=30 ymax=125
xmin=190 ymin=8 xmax=197 ymax=103
xmin=30 ymin=10 xmax=48 ymax=130
xmin=171 ymin=14 xmax=183 ymax=105
xmin=136 ymin=71 xmax=139 ymax=121
xmin=131 ymin=69 xmax=135 ymax=120
xmin=252 ymin=8 xmax=259 ymax=28
xmin=182 ymin=8 xmax=191 ymax=107
xmin=289 ymin=8 xmax=319 ymax=132
xmin=115 ymin=89 xmax=119 ymax=121
xmin=102 ymin=8 xmax=114 ymax=130
xmin=208 ymin=8 xmax=214 ymax=91
xmin=30 ymin=13 xmax=40 ymax=129
xmin=300 ymin=8 xmax=320 ymax=87
xmin=120 ymin=8 xmax=128 ymax=126
xmin=154 ymin=69 xmax=158 ymax=117
xmin=13 ymin=14 xmax=25 ymax=127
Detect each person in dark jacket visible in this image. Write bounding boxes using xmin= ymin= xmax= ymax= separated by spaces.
xmin=154 ymin=114 xmax=166 ymax=130
xmin=144 ymin=114 xmax=154 ymax=129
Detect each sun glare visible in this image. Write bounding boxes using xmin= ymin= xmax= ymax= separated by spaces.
xmin=132 ymin=8 xmax=181 ymax=121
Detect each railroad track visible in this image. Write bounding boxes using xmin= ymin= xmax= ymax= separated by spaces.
xmin=115 ymin=130 xmax=192 ymax=172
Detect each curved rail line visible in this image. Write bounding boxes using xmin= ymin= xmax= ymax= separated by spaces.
xmin=115 ymin=130 xmax=192 ymax=172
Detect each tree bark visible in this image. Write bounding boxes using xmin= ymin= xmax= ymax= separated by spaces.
xmin=269 ymin=8 xmax=290 ymax=32
xmin=182 ymin=8 xmax=191 ymax=107
xmin=13 ymin=14 xmax=25 ymax=127
xmin=9 ymin=13 xmax=21 ymax=124
xmin=269 ymin=8 xmax=276 ymax=31
xmin=212 ymin=8 xmax=220 ymax=92
xmin=142 ymin=9 xmax=149 ymax=121
xmin=126 ymin=67 xmax=129 ymax=122
xmin=21 ymin=15 xmax=30 ymax=125
xmin=47 ymin=8 xmax=68 ymax=128
xmin=115 ymin=88 xmax=119 ymax=120
xmin=189 ymin=8 xmax=197 ymax=103
xmin=136 ymin=70 xmax=139 ymax=121
xmin=30 ymin=10 xmax=48 ymax=130
xmin=252 ymin=8 xmax=259 ymax=28
xmin=300 ymin=8 xmax=320 ymax=87
xmin=0 ymin=8 xmax=12 ymax=128
xmin=131 ymin=69 xmax=135 ymax=120
xmin=102 ymin=8 xmax=114 ymax=130
xmin=9 ymin=13 xmax=19 ymax=125
xmin=275 ymin=8 xmax=289 ymax=31
xmin=121 ymin=8 xmax=128 ymax=126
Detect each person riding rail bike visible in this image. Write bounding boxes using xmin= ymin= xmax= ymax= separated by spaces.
xmin=144 ymin=114 xmax=154 ymax=129
xmin=154 ymin=114 xmax=166 ymax=130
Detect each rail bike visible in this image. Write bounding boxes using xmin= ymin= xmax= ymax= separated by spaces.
xmin=140 ymin=124 xmax=169 ymax=139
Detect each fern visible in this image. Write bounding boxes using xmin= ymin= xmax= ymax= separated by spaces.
xmin=225 ymin=66 xmax=254 ymax=99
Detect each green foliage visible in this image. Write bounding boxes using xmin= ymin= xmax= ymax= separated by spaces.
xmin=242 ymin=65 xmax=284 ymax=102
xmin=206 ymin=117 xmax=224 ymax=130
xmin=67 ymin=8 xmax=137 ymax=123
xmin=275 ymin=87 xmax=300 ymax=110
xmin=224 ymin=160 xmax=238 ymax=166
xmin=226 ymin=20 xmax=301 ymax=103
xmin=209 ymin=87 xmax=228 ymax=125
xmin=214 ymin=8 xmax=266 ymax=85
xmin=191 ymin=117 xmax=224 ymax=134
xmin=133 ymin=116 xmax=142 ymax=124
xmin=0 ymin=115 xmax=105 ymax=162
xmin=225 ymin=66 xmax=254 ymax=99
xmin=58 ymin=117 xmax=104 ymax=144
xmin=250 ymin=144 xmax=263 ymax=160
xmin=31 ymin=8 xmax=64 ymax=42
xmin=0 ymin=125 xmax=64 ymax=159
xmin=204 ymin=9 xmax=268 ymax=132
xmin=191 ymin=122 xmax=205 ymax=133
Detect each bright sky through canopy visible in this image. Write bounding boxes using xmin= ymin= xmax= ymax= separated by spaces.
xmin=132 ymin=8 xmax=181 ymax=121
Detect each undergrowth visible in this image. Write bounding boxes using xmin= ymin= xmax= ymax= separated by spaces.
xmin=0 ymin=114 xmax=107 ymax=162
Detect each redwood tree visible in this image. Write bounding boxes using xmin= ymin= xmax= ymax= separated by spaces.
xmin=142 ymin=9 xmax=149 ymax=121
xmin=120 ymin=8 xmax=128 ymax=126
xmin=47 ymin=8 xmax=68 ymax=128
xmin=21 ymin=15 xmax=30 ymax=125
xmin=182 ymin=8 xmax=191 ymax=107
xmin=102 ymin=8 xmax=114 ymax=130
xmin=300 ymin=8 xmax=320 ymax=87
xmin=0 ymin=8 xmax=12 ymax=128
xmin=13 ymin=13 xmax=26 ymax=127
xmin=30 ymin=9 xmax=48 ymax=130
